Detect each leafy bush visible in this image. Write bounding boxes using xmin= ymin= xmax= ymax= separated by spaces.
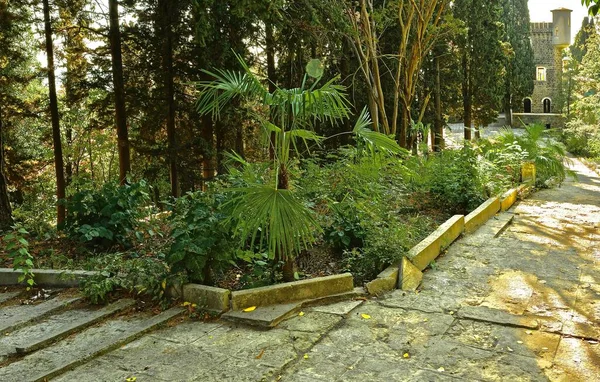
xmin=166 ymin=191 xmax=236 ymax=285
xmin=406 ymin=144 xmax=487 ymax=214
xmin=492 ymin=125 xmax=573 ymax=188
xmin=563 ymin=119 xmax=600 ymax=158
xmin=64 ymin=181 xmax=150 ymax=249
xmin=80 ymin=252 xmax=172 ymax=305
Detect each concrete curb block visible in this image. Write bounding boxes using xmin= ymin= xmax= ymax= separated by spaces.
xmin=407 ymin=215 xmax=465 ymax=271
xmin=0 ymin=268 xmax=99 ymax=288
xmin=230 ymin=273 xmax=354 ymax=311
xmin=365 ymin=264 xmax=399 ymax=296
xmin=500 ymin=188 xmax=518 ymax=211
xmin=399 ymin=257 xmax=423 ymax=291
xmin=465 ymin=197 xmax=501 ymax=234
xmin=182 ymin=284 xmax=231 ymax=313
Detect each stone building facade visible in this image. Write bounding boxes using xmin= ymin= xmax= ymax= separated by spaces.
xmin=516 ymin=8 xmax=571 ymax=125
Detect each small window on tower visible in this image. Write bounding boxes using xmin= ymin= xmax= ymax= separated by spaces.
xmin=537 ymin=67 xmax=547 ymax=81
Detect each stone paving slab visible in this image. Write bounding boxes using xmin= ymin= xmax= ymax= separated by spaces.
xmin=0 ymin=307 xmax=184 ymax=382
xmin=0 ymin=292 xmax=20 ymax=304
xmin=0 ymin=296 xmax=81 ymax=333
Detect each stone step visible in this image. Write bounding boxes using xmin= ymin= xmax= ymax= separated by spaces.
xmin=0 ymin=291 xmax=21 ymax=304
xmin=0 ymin=298 xmax=136 ymax=359
xmin=0 ymin=306 xmax=185 ymax=382
xmin=0 ymin=296 xmax=81 ymax=334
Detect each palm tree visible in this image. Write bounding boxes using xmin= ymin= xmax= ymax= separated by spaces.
xmin=196 ymin=56 xmax=401 ymax=281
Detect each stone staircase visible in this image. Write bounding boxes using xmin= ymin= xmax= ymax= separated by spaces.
xmin=0 ymin=289 xmax=184 ymax=382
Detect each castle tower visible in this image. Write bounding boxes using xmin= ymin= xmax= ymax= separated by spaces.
xmin=525 ymin=8 xmax=572 ymax=116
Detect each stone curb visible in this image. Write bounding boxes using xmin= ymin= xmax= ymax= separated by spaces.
xmin=365 ymin=264 xmax=399 ymax=296
xmin=182 ymin=284 xmax=230 ymax=313
xmin=0 ymin=268 xmax=99 ymax=288
xmin=230 ymin=273 xmax=354 ymax=311
xmin=465 ymin=197 xmax=501 ymax=234
xmin=408 ymin=215 xmax=465 ymax=271
xmin=500 ymin=188 xmax=518 ymax=212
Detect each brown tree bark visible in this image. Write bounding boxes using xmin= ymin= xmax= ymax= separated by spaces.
xmin=0 ymin=106 xmax=13 ymax=231
xmin=43 ymin=0 xmax=66 ymax=226
xmin=462 ymin=52 xmax=472 ymax=141
xmin=433 ymin=56 xmax=444 ymax=151
xmin=266 ymin=21 xmax=277 ymax=159
xmin=108 ymin=0 xmax=131 ymax=185
xmin=160 ymin=0 xmax=178 ymax=197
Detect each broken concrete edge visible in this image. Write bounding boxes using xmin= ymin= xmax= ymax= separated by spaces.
xmin=0 ymin=268 xmax=99 ymax=288
xmin=407 ymin=215 xmax=465 ymax=271
xmin=500 ymin=188 xmax=518 ymax=212
xmin=399 ymin=257 xmax=423 ymax=291
xmin=365 ymin=264 xmax=399 ymax=296
xmin=181 ymin=284 xmax=230 ymax=313
xmin=230 ymin=273 xmax=354 ymax=311
xmin=465 ymin=197 xmax=501 ymax=234
xmin=516 ymin=184 xmax=534 ymax=200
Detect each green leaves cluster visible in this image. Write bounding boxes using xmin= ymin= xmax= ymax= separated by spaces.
xmin=64 ymin=181 xmax=150 ymax=248
xmin=167 ymin=192 xmax=236 ymax=284
xmin=2 ymin=226 xmax=35 ymax=288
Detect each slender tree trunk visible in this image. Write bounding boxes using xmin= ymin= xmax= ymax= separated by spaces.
xmin=462 ymin=52 xmax=472 ymax=141
xmin=201 ymin=115 xmax=213 ymax=190
xmin=0 ymin=106 xmax=13 ymax=231
xmin=108 ymin=0 xmax=131 ymax=185
xmin=161 ymin=0 xmax=178 ymax=197
xmin=43 ymin=0 xmax=66 ymax=226
xmin=266 ymin=21 xmax=277 ymax=159
xmin=433 ymin=56 xmax=444 ymax=151
xmin=504 ymin=91 xmax=513 ymax=127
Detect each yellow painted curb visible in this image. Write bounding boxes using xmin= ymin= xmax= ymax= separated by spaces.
xmin=230 ymin=273 xmax=354 ymax=311
xmin=407 ymin=215 xmax=465 ymax=271
xmin=465 ymin=197 xmax=501 ymax=234
xmin=500 ymin=188 xmax=518 ymax=212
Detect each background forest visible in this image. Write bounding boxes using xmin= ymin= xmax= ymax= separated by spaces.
xmin=0 ymin=0 xmax=594 ymax=302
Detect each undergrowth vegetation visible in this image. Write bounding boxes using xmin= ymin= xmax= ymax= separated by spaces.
xmin=0 ymin=122 xmax=573 ymax=304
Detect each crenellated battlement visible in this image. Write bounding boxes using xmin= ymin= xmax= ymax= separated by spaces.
xmin=531 ymin=22 xmax=552 ymax=33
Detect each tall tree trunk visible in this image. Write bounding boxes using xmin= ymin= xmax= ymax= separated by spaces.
xmin=43 ymin=0 xmax=66 ymax=227
xmin=504 ymin=90 xmax=513 ymax=127
xmin=0 ymin=106 xmax=13 ymax=231
xmin=462 ymin=52 xmax=472 ymax=141
xmin=266 ymin=21 xmax=277 ymax=159
xmin=433 ymin=56 xmax=444 ymax=152
xmin=108 ymin=0 xmax=131 ymax=185
xmin=161 ymin=0 xmax=178 ymax=197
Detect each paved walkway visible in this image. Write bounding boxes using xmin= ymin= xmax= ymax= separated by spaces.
xmin=2 ymin=159 xmax=599 ymax=381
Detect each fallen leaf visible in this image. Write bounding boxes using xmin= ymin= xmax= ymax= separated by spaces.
xmin=182 ymin=301 xmax=191 ymax=307
xmin=191 ymin=303 xmax=197 ymax=308
xmin=243 ymin=306 xmax=257 ymax=312
xmin=298 ymin=311 xmax=305 ymax=317
xmin=526 ymin=330 xmax=533 ymax=335
xmin=403 ymin=353 xmax=410 ymax=358
xmin=542 ymin=347 xmax=549 ymax=350
xmin=449 ymin=311 xmax=455 ymax=315
xmin=303 ymin=354 xmax=309 ymax=359
xmin=423 ymin=318 xmax=429 ymax=322
xmin=126 ymin=377 xmax=137 ymax=382
xmin=256 ymin=349 xmax=265 ymax=359
xmin=161 ymin=280 xmax=167 ymax=290
xmin=507 ymin=347 xmax=514 ymax=352
xmin=539 ymin=280 xmax=547 ymax=284
xmin=437 ymin=367 xmax=445 ymax=372
xmin=361 ymin=313 xmax=371 ymax=319
xmin=517 ymin=341 xmax=523 ymax=344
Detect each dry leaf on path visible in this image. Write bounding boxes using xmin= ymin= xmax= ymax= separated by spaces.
xmin=243 ymin=306 xmax=257 ymax=312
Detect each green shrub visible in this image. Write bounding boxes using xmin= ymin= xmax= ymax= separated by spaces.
xmin=64 ymin=181 xmax=150 ymax=249
xmin=80 ymin=252 xmax=172 ymax=305
xmin=563 ymin=119 xmax=600 ymax=157
xmin=166 ymin=191 xmax=236 ymax=285
xmin=406 ymin=144 xmax=487 ymax=214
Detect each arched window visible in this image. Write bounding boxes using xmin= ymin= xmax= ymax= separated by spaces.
xmin=523 ymin=98 xmax=532 ymax=113
xmin=543 ymin=98 xmax=552 ymax=113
